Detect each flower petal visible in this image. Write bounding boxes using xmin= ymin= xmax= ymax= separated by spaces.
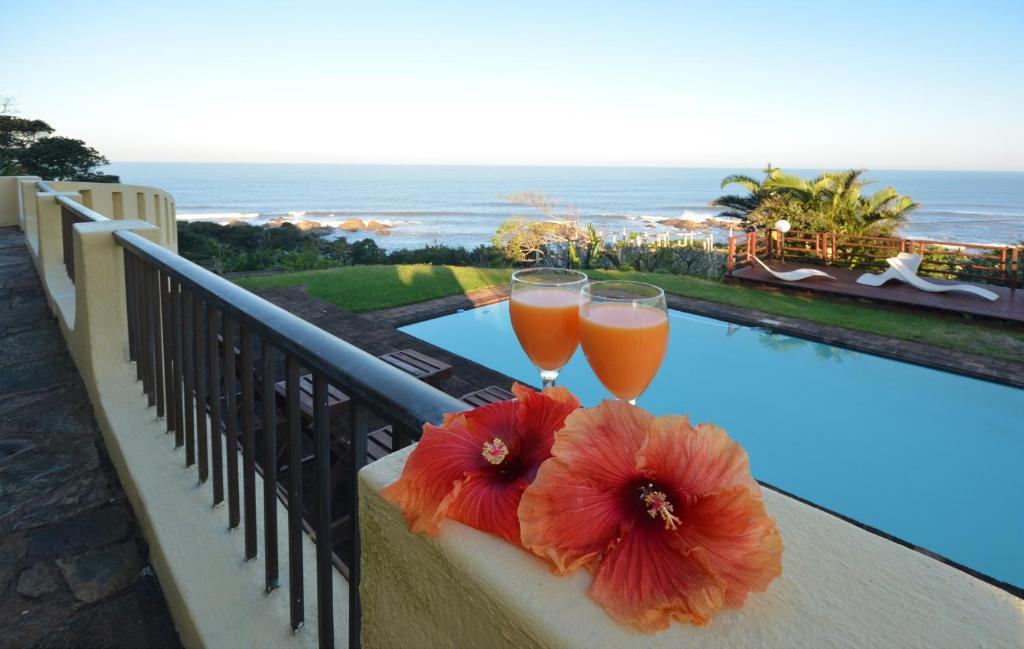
xmin=639 ymin=417 xmax=783 ymax=607
xmin=382 ymin=412 xmax=491 ymax=536
xmin=464 ymin=398 xmax=520 ymax=459
xmin=510 ymin=383 xmax=580 ymax=478
xmin=444 ymin=473 xmax=528 ymax=545
xmin=588 ymin=527 xmax=725 ymax=632
xmin=519 ymin=400 xmax=650 ymax=572
xmin=675 ymin=487 xmax=783 ymax=607
xmin=554 ymin=400 xmax=650 ymax=488
xmin=640 ymin=417 xmax=757 ymax=498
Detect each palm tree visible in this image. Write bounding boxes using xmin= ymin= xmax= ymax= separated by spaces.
xmin=712 ymin=166 xmax=918 ymax=236
xmin=710 ymin=164 xmax=779 ymax=226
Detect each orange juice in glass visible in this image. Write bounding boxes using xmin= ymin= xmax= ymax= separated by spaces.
xmin=579 ymin=280 xmax=668 ymax=404
xmin=509 ymin=268 xmax=587 ymax=387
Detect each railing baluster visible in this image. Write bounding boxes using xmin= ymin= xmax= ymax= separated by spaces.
xmin=194 ymin=296 xmax=209 ymax=483
xmin=124 ymin=252 xmax=137 ymax=365
xmin=314 ymin=373 xmax=334 ymax=649
xmin=144 ymin=258 xmax=157 ymax=401
xmin=160 ymin=271 xmax=177 ymax=435
xmin=348 ymin=404 xmax=368 ymax=649
xmin=134 ymin=254 xmax=146 ymax=383
xmin=286 ymin=356 xmax=304 ymax=632
xmin=224 ymin=314 xmax=240 ymax=528
xmin=171 ymin=279 xmax=184 ymax=449
xmin=262 ymin=339 xmax=279 ymax=592
xmin=241 ymin=327 xmax=257 ymax=558
xmin=182 ymin=288 xmax=196 ymax=466
xmin=137 ymin=251 xmax=152 ymax=395
xmin=208 ymin=304 xmax=224 ymax=505
xmin=62 ymin=204 xmax=75 ymax=280
xmin=149 ymin=264 xmax=165 ymax=416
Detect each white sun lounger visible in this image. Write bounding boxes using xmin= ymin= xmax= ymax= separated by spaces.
xmin=856 ymin=253 xmax=999 ymax=301
xmin=751 ymin=255 xmax=836 ymax=282
xmin=855 ymin=252 xmax=922 ymax=287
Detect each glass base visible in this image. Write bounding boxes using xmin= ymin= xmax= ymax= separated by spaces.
xmin=540 ymin=370 xmax=559 ymax=388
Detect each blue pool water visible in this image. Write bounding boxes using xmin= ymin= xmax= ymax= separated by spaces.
xmin=400 ymin=305 xmax=1024 ymax=591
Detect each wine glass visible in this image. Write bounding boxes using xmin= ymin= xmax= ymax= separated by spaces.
xmin=509 ymin=268 xmax=588 ymax=387
xmin=579 ymin=280 xmax=669 ymax=404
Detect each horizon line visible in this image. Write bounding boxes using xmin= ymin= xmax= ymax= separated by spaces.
xmin=105 ymin=161 xmax=1024 ymax=174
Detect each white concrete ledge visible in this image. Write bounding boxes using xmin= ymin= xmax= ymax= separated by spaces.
xmin=360 ymin=446 xmax=1023 ymax=649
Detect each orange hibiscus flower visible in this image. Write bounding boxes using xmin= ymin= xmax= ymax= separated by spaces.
xmin=382 ymin=383 xmax=580 ymax=545
xmin=519 ymin=400 xmax=783 ymax=632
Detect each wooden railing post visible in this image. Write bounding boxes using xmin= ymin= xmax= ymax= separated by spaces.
xmin=1012 ymin=247 xmax=1020 ymax=290
xmin=727 ymin=236 xmax=736 ymax=273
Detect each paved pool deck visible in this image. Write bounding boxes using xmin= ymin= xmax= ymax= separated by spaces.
xmin=0 ymin=227 xmax=180 ymax=648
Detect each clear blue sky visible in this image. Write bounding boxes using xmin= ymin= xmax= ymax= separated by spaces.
xmin=4 ymin=0 xmax=1023 ymax=170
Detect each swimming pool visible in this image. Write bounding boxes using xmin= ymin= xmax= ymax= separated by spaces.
xmin=400 ymin=304 xmax=1024 ymax=592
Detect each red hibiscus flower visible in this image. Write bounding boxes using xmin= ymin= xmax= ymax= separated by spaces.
xmin=382 ymin=383 xmax=580 ymax=545
xmin=519 ymin=400 xmax=783 ymax=632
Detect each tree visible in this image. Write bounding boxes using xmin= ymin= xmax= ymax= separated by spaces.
xmin=710 ymin=164 xmax=781 ymax=224
xmin=491 ymin=192 xmax=600 ymax=265
xmin=0 ymin=97 xmax=119 ymax=182
xmin=14 ymin=136 xmax=119 ymax=182
xmin=712 ymin=165 xmax=918 ymax=236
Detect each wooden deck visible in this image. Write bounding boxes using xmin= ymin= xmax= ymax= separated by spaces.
xmin=731 ymin=262 xmax=1024 ymax=324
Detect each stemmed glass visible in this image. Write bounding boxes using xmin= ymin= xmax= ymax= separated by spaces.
xmin=509 ymin=268 xmax=588 ymax=387
xmin=579 ymin=280 xmax=669 ymax=404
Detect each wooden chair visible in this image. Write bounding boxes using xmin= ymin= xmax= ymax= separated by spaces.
xmin=461 ymin=385 xmax=515 ymax=408
xmin=378 ymin=348 xmax=453 ymax=387
xmin=273 ymin=373 xmax=351 ymax=482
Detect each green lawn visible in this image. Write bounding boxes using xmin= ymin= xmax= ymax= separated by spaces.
xmin=234 ymin=264 xmax=1024 ymax=363
xmin=235 ymin=264 xmax=514 ymax=313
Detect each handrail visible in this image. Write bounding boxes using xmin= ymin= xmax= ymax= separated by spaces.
xmin=56 ymin=194 xmax=109 ymax=223
xmin=55 ymin=195 xmax=113 ymax=282
xmin=112 ymin=229 xmax=467 ymax=432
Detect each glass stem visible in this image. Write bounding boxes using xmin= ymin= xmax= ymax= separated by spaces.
xmin=540 ymin=370 xmax=559 ymax=388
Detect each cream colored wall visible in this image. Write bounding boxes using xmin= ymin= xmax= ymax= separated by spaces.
xmin=360 ymin=447 xmax=1024 ymax=649
xmin=45 ymin=180 xmax=178 ymax=251
xmin=17 ymin=178 xmax=41 ymax=254
xmin=14 ymin=179 xmax=347 ymax=647
xmin=0 ymin=175 xmax=39 ymax=227
xmin=0 ymin=177 xmax=177 ymax=250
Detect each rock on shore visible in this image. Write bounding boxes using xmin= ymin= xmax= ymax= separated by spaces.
xmin=265 ymin=216 xmax=393 ymax=237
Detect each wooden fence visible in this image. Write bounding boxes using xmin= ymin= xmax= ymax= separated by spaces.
xmin=727 ymin=229 xmax=1021 ymax=288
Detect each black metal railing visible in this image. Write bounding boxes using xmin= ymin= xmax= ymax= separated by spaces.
xmin=112 ymin=228 xmax=466 ymax=649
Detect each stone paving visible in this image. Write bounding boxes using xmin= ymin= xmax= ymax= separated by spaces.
xmin=0 ymin=227 xmax=180 ymax=649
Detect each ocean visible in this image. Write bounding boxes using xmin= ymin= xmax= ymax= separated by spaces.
xmin=106 ymin=163 xmax=1024 ymax=250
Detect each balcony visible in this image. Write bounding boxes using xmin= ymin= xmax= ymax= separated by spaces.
xmin=0 ymin=176 xmax=1020 ymax=649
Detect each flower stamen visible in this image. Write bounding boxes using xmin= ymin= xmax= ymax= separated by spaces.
xmin=482 ymin=437 xmax=509 ymax=465
xmin=641 ymin=485 xmax=681 ymax=530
